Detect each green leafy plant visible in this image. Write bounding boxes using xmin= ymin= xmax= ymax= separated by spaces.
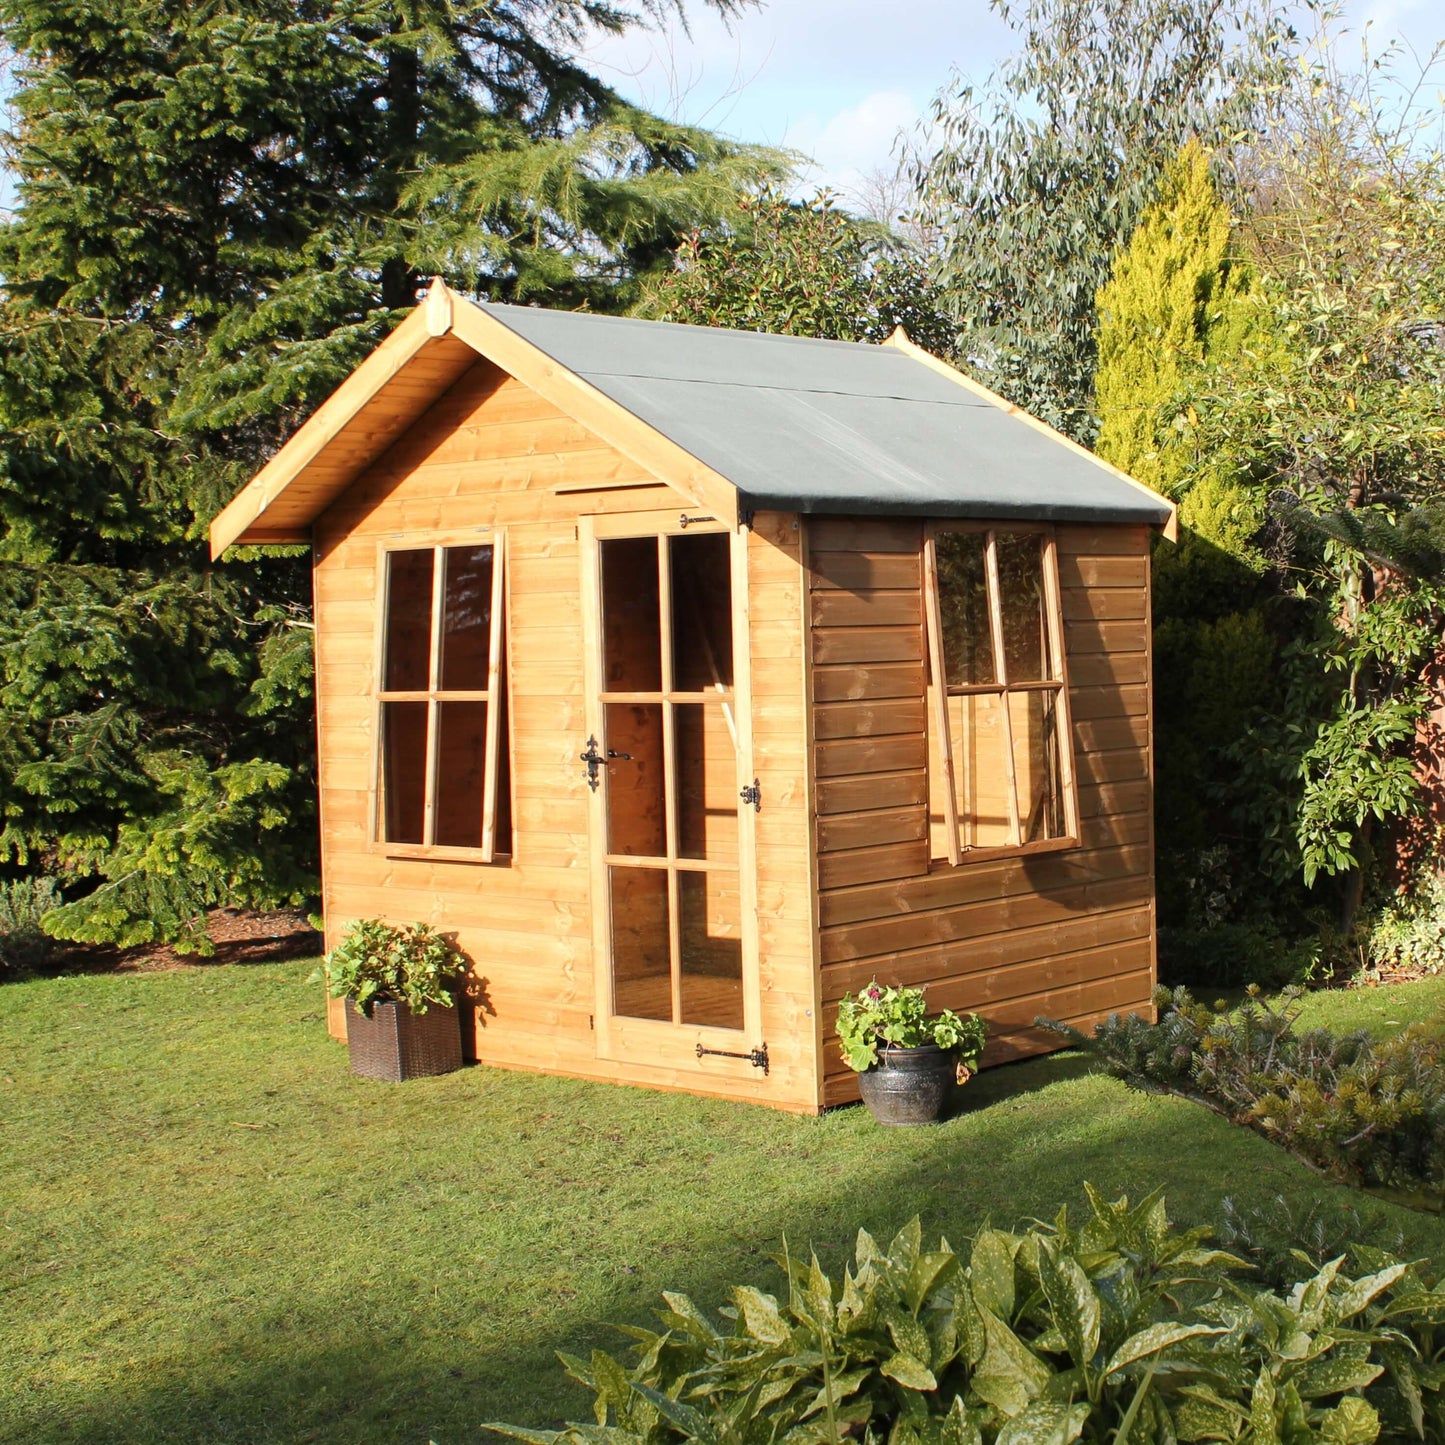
xmin=1367 ymin=871 xmax=1445 ymax=979
xmin=836 ymin=981 xmax=985 ymax=1073
xmin=485 ymin=1187 xmax=1443 ymax=1444
xmin=321 ymin=919 xmax=462 ymax=1017
xmin=1045 ymin=987 xmax=1445 ymax=1193
xmin=0 ymin=875 xmax=60 ymax=977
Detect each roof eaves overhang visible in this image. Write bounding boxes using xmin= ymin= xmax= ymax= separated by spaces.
xmin=208 ymin=283 xmax=739 ymax=560
xmin=881 ymin=328 xmax=1180 ymax=541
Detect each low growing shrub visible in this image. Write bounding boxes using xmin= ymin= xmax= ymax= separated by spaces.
xmin=1043 ymin=988 xmax=1445 ymax=1194
xmin=1216 ymin=1194 xmax=1407 ymax=1292
xmin=0 ymin=876 xmax=60 ymax=977
xmin=487 ymin=1187 xmax=1445 ymax=1444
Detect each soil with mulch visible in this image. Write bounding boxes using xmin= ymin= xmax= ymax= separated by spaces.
xmin=40 ymin=908 xmax=322 ymax=976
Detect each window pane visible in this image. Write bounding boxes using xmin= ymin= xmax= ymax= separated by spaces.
xmin=381 ymin=701 xmax=429 ymax=844
xmin=439 ymin=545 xmax=494 ymax=691
xmin=670 ymin=533 xmax=733 ymax=692
xmin=606 ymin=703 xmax=665 ymax=857
xmin=433 ymin=701 xmax=487 ymax=848
xmin=610 ymin=867 xmax=672 ymax=1021
xmin=934 ymin=532 xmax=995 ymax=686
xmin=601 ymin=537 xmax=662 ymax=692
xmin=384 ymin=550 xmax=434 ymax=691
xmin=675 ymin=703 xmax=738 ymax=862
xmin=995 ymin=533 xmax=1052 ymax=683
xmin=947 ymin=691 xmax=1013 ymax=849
xmin=1011 ymin=689 xmax=1067 ymax=843
xmin=679 ymin=870 xmax=743 ymax=1029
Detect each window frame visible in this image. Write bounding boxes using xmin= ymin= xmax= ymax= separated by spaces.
xmin=369 ymin=528 xmax=511 ymax=864
xmin=922 ymin=520 xmax=1080 ymax=867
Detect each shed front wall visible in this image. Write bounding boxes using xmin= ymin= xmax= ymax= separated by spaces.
xmin=806 ymin=517 xmax=1156 ymax=1108
xmin=312 ymin=356 xmax=820 ymax=1110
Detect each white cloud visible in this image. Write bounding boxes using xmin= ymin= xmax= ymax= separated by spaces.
xmin=785 ymin=89 xmax=921 ymax=202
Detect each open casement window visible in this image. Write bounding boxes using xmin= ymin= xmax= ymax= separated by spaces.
xmin=924 ymin=525 xmax=1079 ymax=865
xmin=374 ymin=534 xmax=512 ymax=861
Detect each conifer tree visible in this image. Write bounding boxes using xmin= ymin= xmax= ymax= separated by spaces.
xmin=1092 ymin=142 xmax=1291 ymax=974
xmin=0 ymin=0 xmax=784 ymax=950
xmin=1095 ymin=143 xmax=1244 ymax=494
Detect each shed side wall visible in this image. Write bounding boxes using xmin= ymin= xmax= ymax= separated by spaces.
xmin=806 ymin=518 xmax=1156 ymax=1107
xmin=312 ymin=357 xmax=819 ymax=1109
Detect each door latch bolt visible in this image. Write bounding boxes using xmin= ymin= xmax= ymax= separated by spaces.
xmin=696 ymin=1042 xmax=769 ymax=1073
xmin=739 ymin=779 xmax=761 ymax=811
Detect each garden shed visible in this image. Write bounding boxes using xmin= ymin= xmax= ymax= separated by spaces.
xmin=211 ymin=282 xmax=1176 ymax=1113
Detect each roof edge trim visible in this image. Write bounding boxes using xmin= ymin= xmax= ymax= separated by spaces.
xmin=883 ymin=328 xmax=1179 ymax=542
xmin=208 ymin=280 xmax=457 ymax=559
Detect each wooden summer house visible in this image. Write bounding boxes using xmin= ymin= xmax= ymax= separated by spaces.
xmin=210 ymin=282 xmax=1176 ymax=1113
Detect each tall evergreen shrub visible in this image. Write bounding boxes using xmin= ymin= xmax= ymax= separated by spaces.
xmin=1093 ymin=146 xmax=1295 ymax=978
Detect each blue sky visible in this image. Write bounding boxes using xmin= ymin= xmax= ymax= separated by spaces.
xmin=580 ymin=0 xmax=1445 ymax=205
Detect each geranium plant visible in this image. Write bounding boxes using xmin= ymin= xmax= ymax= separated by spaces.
xmin=836 ymin=980 xmax=985 ymax=1073
xmin=322 ymin=919 xmax=463 ymax=1017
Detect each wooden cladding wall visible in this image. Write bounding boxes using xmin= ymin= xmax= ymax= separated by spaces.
xmin=806 ymin=517 xmax=1156 ymax=1107
xmin=312 ymin=356 xmax=820 ymax=1110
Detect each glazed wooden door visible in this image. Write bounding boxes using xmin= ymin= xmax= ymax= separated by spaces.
xmin=580 ymin=510 xmax=764 ymax=1076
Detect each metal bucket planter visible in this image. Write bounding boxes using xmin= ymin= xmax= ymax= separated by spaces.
xmin=857 ymin=1044 xmax=956 ymax=1125
xmin=344 ymin=997 xmax=463 ymax=1081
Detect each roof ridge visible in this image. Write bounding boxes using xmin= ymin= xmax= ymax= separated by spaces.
xmin=576 ymin=368 xmax=991 ymax=408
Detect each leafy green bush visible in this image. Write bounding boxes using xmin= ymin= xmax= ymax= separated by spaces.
xmin=1367 ymin=873 xmax=1445 ymax=979
xmin=836 ymin=981 xmax=985 ymax=1073
xmin=0 ymin=876 xmax=60 ymax=978
xmin=1044 ymin=988 xmax=1445 ymax=1193
xmin=486 ymin=1187 xmax=1445 ymax=1444
xmin=321 ymin=919 xmax=462 ymax=1016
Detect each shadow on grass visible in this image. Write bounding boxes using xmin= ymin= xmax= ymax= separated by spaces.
xmin=12 ymin=1060 xmax=1395 ymax=1445
xmin=950 ymin=1048 xmax=1098 ymax=1113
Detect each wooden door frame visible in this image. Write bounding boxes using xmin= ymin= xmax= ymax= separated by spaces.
xmin=579 ymin=509 xmax=764 ymax=1076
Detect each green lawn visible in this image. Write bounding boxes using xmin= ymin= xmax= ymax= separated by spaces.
xmin=3 ymin=964 xmax=1444 ymax=1445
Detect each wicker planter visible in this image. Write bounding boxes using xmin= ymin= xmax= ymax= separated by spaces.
xmin=856 ymin=1044 xmax=956 ymax=1126
xmin=344 ymin=997 xmax=463 ymax=1081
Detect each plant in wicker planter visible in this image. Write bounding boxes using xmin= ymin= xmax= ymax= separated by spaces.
xmin=837 ymin=981 xmax=985 ymax=1126
xmin=323 ymin=919 xmax=466 ymax=1081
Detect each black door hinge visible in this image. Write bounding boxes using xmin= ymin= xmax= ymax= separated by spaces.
xmin=740 ymin=779 xmax=761 ymax=812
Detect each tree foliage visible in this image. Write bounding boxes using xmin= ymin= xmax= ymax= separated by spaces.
xmin=915 ymin=0 xmax=1290 ymax=441
xmin=1177 ymin=27 xmax=1445 ymax=929
xmin=1092 ymin=142 xmax=1294 ymax=976
xmin=1089 ymin=19 xmax=1445 ymax=964
xmin=0 ymin=0 xmax=785 ymax=948
xmin=1094 ymin=141 xmax=1254 ymax=499
xmin=638 ymin=191 xmax=952 ymax=352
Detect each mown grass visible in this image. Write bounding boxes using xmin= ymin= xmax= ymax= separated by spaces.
xmin=3 ymin=962 xmax=1444 ymax=1445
